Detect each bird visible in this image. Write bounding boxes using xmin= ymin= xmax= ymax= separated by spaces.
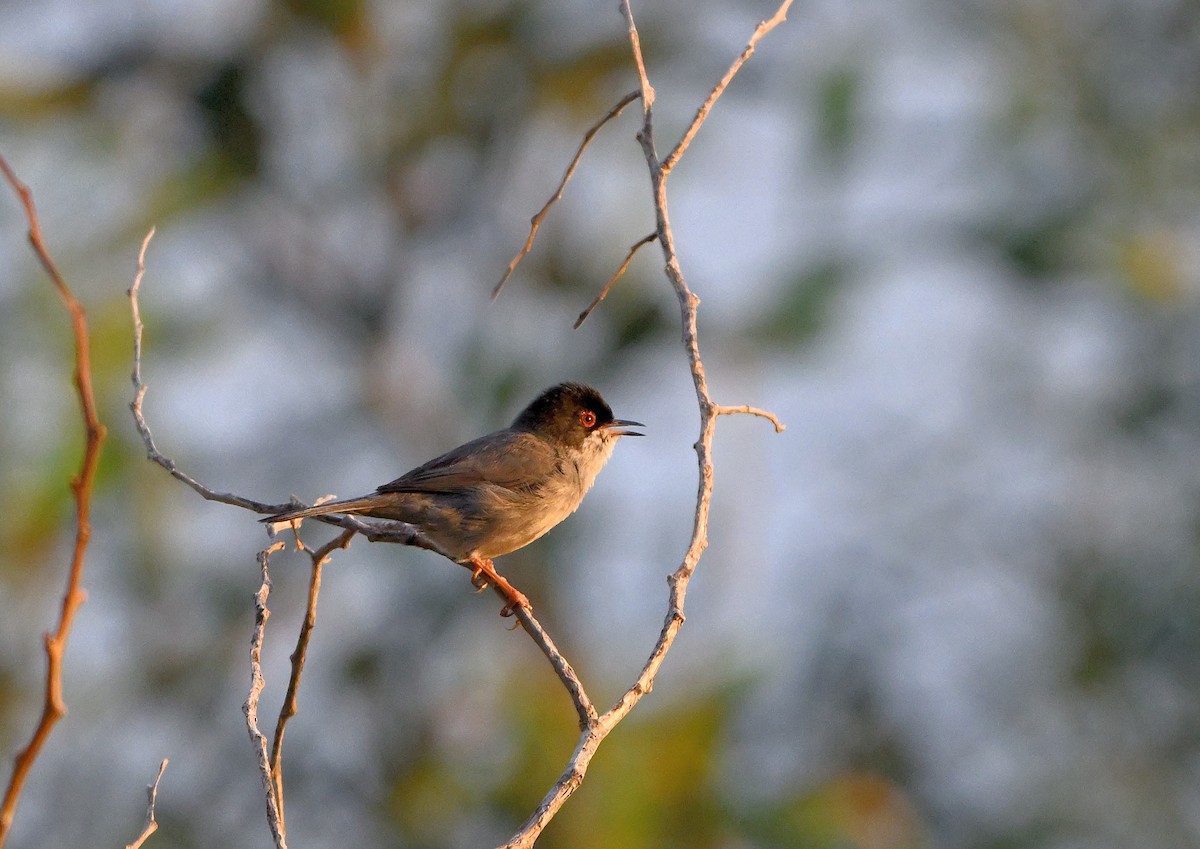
xmin=262 ymin=383 xmax=642 ymax=614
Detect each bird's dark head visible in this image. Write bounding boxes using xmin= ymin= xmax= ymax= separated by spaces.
xmin=513 ymin=383 xmax=644 ymax=448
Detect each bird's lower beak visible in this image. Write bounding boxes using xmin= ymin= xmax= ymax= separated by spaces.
xmin=603 ymin=418 xmax=645 ymax=437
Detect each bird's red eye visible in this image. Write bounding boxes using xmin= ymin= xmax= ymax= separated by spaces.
xmin=579 ymin=410 xmax=597 ymax=428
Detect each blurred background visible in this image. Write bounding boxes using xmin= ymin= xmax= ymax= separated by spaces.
xmin=2 ymin=0 xmax=1199 ymax=847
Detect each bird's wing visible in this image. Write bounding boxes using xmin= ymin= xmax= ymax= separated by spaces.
xmin=375 ymin=429 xmax=554 ymax=495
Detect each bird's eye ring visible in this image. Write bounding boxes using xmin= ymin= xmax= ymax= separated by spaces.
xmin=579 ymin=410 xmax=597 ymax=428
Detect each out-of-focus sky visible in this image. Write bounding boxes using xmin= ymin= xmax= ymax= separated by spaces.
xmin=2 ymin=1 xmax=1200 ymax=847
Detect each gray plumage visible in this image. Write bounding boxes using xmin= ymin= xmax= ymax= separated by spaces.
xmin=263 ymin=383 xmax=642 ymax=564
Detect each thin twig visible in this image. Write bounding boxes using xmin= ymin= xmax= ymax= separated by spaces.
xmin=0 ymin=154 xmax=108 ymax=849
xmin=716 ymin=403 xmax=787 ymax=432
xmin=245 ymin=542 xmax=289 ymax=849
xmin=573 ymin=232 xmax=657 ymax=329
xmin=269 ymin=529 xmax=355 ymax=830
xmin=124 ymin=759 xmax=169 ymax=849
xmin=492 ymin=89 xmax=641 ymax=300
xmin=622 ymin=6 xmax=655 ymax=113
xmin=662 ymin=0 xmax=795 ymax=175
xmin=130 ymin=264 xmax=463 ymax=560
xmin=509 ymin=603 xmax=597 ymax=729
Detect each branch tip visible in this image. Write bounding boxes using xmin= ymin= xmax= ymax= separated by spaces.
xmin=492 ymin=89 xmax=641 ymax=301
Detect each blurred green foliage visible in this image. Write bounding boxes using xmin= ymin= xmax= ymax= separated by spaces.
xmin=750 ymin=260 xmax=848 ymax=348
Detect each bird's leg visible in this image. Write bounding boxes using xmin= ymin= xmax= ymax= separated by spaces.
xmin=463 ymin=556 xmax=530 ymax=616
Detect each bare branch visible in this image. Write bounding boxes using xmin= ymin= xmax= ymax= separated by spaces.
xmin=492 ymin=89 xmax=641 ymax=300
xmin=662 ymin=0 xmax=796 ymax=174
xmin=244 ymin=543 xmax=289 ymax=849
xmin=573 ymin=232 xmax=657 ymax=329
xmin=0 ymin=154 xmax=107 ymax=849
xmin=716 ymin=403 xmax=787 ymax=432
xmin=269 ymin=529 xmax=354 ymax=829
xmin=123 ymin=759 xmax=169 ymax=849
xmin=508 ymin=603 xmax=597 ymax=729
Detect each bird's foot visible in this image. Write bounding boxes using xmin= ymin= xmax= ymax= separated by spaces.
xmin=465 ymin=557 xmax=530 ymax=616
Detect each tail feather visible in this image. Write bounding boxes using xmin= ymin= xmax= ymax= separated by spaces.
xmin=261 ymin=496 xmax=381 ymax=524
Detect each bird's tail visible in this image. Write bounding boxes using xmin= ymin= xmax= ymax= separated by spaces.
xmin=260 ymin=496 xmax=383 ymax=524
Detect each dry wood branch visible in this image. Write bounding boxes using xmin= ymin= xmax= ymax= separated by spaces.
xmin=716 ymin=403 xmax=787 ymax=432
xmin=492 ymin=89 xmax=641 ymax=300
xmin=0 ymin=154 xmax=108 ymax=849
xmin=123 ymin=759 xmax=169 ymax=849
xmin=662 ymin=0 xmax=795 ymax=175
xmin=269 ymin=529 xmax=354 ymax=830
xmin=245 ymin=542 xmax=289 ymax=849
xmin=497 ymin=2 xmax=789 ymax=846
xmin=509 ymin=603 xmax=597 ymax=729
xmin=573 ymin=232 xmax=657 ymax=329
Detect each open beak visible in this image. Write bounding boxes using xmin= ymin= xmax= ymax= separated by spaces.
xmin=602 ymin=418 xmax=645 ymax=437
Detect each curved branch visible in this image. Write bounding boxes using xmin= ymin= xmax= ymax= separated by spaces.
xmin=0 ymin=154 xmax=108 ymax=849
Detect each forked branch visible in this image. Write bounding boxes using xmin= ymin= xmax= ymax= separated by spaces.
xmin=495 ymin=2 xmax=789 ymax=847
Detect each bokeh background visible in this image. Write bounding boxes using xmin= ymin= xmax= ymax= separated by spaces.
xmin=2 ymin=0 xmax=1200 ymax=847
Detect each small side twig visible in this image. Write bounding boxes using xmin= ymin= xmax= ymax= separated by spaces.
xmin=492 ymin=89 xmax=641 ymax=300
xmin=123 ymin=759 xmax=169 ymax=849
xmin=245 ymin=542 xmax=289 ymax=849
xmin=269 ymin=529 xmax=355 ymax=830
xmin=662 ymin=0 xmax=795 ymax=175
xmin=573 ymin=232 xmax=657 ymax=329
xmin=715 ymin=403 xmax=787 ymax=432
xmin=0 ymin=154 xmax=108 ymax=849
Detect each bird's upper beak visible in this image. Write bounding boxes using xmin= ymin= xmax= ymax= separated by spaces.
xmin=602 ymin=418 xmax=645 ymax=437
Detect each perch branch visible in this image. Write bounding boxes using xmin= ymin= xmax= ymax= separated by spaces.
xmin=130 ymin=256 xmax=462 ymax=559
xmin=492 ymin=89 xmax=641 ymax=300
xmin=123 ymin=759 xmax=169 ymax=849
xmin=0 ymin=154 xmax=108 ymax=849
xmin=509 ymin=604 xmax=597 ymax=728
xmin=127 ymin=250 xmax=602 ymax=833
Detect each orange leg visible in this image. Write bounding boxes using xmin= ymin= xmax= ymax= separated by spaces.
xmin=465 ymin=556 xmax=530 ymax=616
